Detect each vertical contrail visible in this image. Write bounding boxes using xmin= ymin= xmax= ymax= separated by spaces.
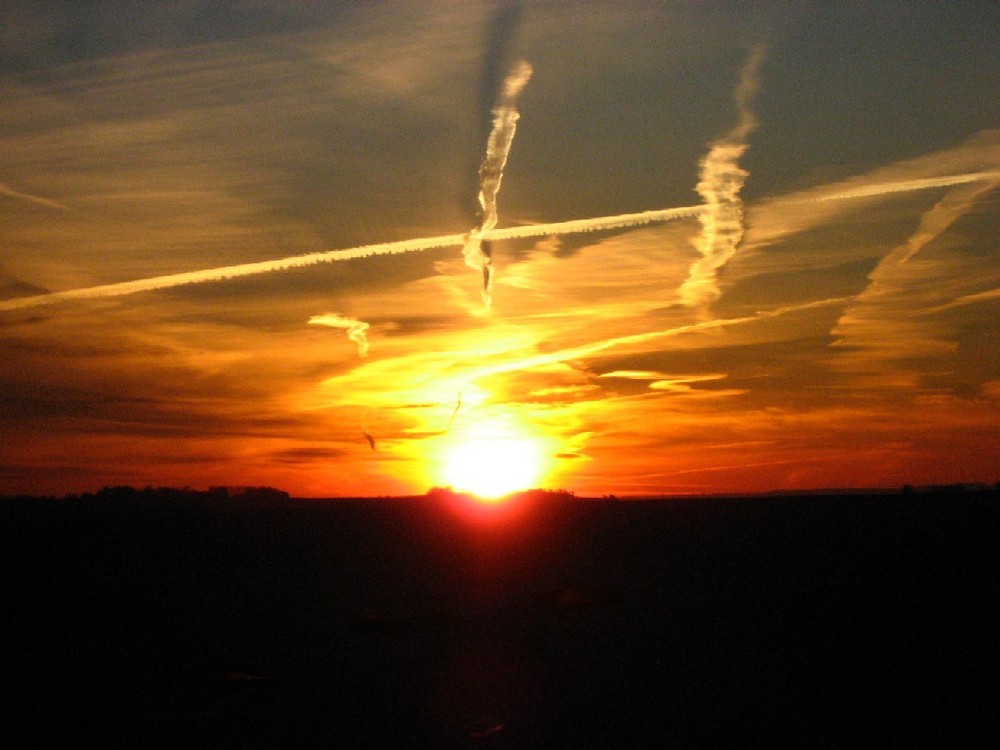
xmin=308 ymin=313 xmax=370 ymax=357
xmin=462 ymin=59 xmax=533 ymax=305
xmin=678 ymin=47 xmax=765 ymax=308
xmin=469 ymin=0 xmax=524 ymax=207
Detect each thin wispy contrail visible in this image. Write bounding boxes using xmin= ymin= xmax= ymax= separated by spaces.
xmin=918 ymin=286 xmax=1000 ymax=314
xmin=463 ymin=60 xmax=532 ymax=305
xmin=810 ymin=171 xmax=1000 ymax=203
xmin=678 ymin=47 xmax=765 ymax=308
xmin=308 ymin=313 xmax=370 ymax=357
xmin=665 ymin=458 xmax=802 ymax=476
xmin=472 ymin=296 xmax=855 ymax=380
xmin=0 ymin=181 xmax=71 ymax=211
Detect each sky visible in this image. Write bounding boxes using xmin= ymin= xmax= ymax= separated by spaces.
xmin=2 ymin=1 xmax=999 ymax=498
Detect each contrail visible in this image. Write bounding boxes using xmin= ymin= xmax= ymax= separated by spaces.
xmin=2 ymin=170 xmax=996 ymax=313
xmin=0 ymin=205 xmax=703 ymax=311
xmin=827 ymin=178 xmax=1000 ymax=363
xmin=0 ymin=181 xmax=71 ymax=211
xmin=918 ymin=286 xmax=1000 ymax=314
xmin=678 ymin=47 xmax=765 ymax=308
xmin=462 ymin=60 xmax=532 ymax=305
xmin=472 ymin=295 xmax=855 ymax=381
xmin=487 ymin=204 xmax=704 ymax=239
xmin=308 ymin=313 xmax=370 ymax=357
xmin=466 ymin=0 xmax=524 ymax=222
xmin=810 ymin=171 xmax=1000 ymax=203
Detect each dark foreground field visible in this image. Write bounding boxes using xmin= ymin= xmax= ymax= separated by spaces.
xmin=2 ymin=489 xmax=998 ymax=748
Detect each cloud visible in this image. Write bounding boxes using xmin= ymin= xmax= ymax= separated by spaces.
xmin=308 ymin=313 xmax=371 ymax=358
xmin=600 ymin=369 xmax=734 ymax=395
xmin=599 ymin=370 xmax=667 ymax=380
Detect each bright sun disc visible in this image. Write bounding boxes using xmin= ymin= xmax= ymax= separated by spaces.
xmin=440 ymin=433 xmax=545 ymax=500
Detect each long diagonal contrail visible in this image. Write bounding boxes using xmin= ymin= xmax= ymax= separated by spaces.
xmin=0 ymin=205 xmax=703 ymax=310
xmin=2 ymin=170 xmax=997 ymax=312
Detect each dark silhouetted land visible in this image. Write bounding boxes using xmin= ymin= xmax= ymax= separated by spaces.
xmin=2 ymin=486 xmax=998 ymax=747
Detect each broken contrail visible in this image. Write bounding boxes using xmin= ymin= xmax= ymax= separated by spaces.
xmin=462 ymin=60 xmax=532 ymax=305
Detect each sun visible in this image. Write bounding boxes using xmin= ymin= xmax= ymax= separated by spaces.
xmin=441 ymin=438 xmax=541 ymax=499
xmin=438 ymin=424 xmax=549 ymax=501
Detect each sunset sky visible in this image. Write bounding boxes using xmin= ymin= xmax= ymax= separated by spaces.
xmin=2 ymin=1 xmax=999 ymax=498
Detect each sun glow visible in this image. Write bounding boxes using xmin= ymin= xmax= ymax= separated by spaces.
xmin=438 ymin=419 xmax=550 ymax=500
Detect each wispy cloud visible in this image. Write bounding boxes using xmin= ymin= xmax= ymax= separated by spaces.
xmin=308 ymin=313 xmax=371 ymax=358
